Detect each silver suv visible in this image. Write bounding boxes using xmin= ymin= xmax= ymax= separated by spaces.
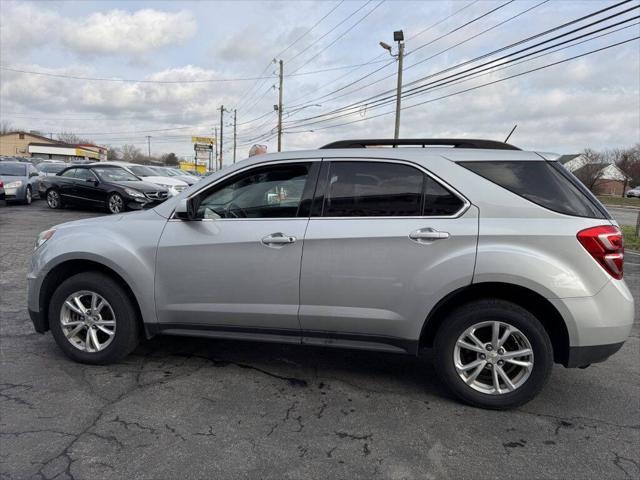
xmin=27 ymin=139 xmax=634 ymax=409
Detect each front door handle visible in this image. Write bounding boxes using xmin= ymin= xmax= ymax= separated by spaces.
xmin=262 ymin=232 xmax=297 ymax=246
xmin=409 ymin=228 xmax=450 ymax=242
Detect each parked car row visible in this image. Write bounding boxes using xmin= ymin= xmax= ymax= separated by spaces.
xmin=1 ymin=157 xmax=203 ymax=210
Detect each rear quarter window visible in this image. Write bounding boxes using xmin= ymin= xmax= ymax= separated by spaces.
xmin=459 ymin=160 xmax=607 ymax=219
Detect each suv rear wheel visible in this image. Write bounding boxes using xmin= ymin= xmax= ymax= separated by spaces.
xmin=48 ymin=272 xmax=140 ymax=364
xmin=434 ymin=299 xmax=553 ymax=409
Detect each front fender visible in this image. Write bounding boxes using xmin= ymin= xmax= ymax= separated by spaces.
xmin=28 ymin=210 xmax=166 ymax=328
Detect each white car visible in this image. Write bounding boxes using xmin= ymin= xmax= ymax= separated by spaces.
xmin=626 ymin=186 xmax=640 ymax=198
xmin=92 ymin=162 xmax=188 ymax=196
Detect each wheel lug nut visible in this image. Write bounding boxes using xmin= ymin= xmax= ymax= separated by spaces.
xmin=498 ymin=348 xmax=505 ymax=355
xmin=486 ymin=363 xmax=493 ymax=368
xmin=486 ymin=344 xmax=493 ymax=351
xmin=480 ymin=354 xmax=486 ymax=359
xmin=497 ymin=360 xmax=504 ymax=366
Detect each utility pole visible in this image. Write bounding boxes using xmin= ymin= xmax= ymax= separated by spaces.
xmin=146 ymin=136 xmax=151 ymax=161
xmin=233 ymin=109 xmax=237 ymax=163
xmin=380 ymin=30 xmax=404 ymax=142
xmin=219 ymin=105 xmax=224 ymax=170
xmin=394 ymin=36 xmax=404 ymax=141
xmin=277 ymin=59 xmax=284 ymax=152
xmin=214 ymin=127 xmax=218 ymax=171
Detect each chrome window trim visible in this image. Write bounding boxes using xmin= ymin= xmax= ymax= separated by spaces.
xmin=170 ymin=158 xmax=321 ymax=220
xmin=317 ymin=157 xmax=470 ymax=220
xmin=169 ymin=156 xmax=470 ymax=221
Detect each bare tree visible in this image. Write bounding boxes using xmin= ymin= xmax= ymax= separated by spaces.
xmin=106 ymin=146 xmax=121 ymax=161
xmin=120 ymin=144 xmax=145 ymax=163
xmin=615 ymin=144 xmax=640 ymax=187
xmin=56 ymin=131 xmax=94 ymax=145
xmin=0 ymin=121 xmax=15 ymax=135
xmin=574 ymin=163 xmax=606 ymax=190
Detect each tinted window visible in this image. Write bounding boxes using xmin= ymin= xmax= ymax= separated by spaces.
xmin=197 ymin=163 xmax=310 ymax=219
xmin=129 ymin=165 xmax=157 ymax=177
xmin=74 ymin=169 xmax=96 ymax=181
xmin=424 ymin=176 xmax=464 ymax=216
xmin=460 ymin=161 xmax=605 ymax=219
xmin=323 ymin=162 xmax=423 ymax=217
xmin=93 ymin=167 xmax=139 ymax=182
xmin=60 ymin=168 xmax=77 ymax=178
xmin=38 ymin=163 xmax=66 ymax=174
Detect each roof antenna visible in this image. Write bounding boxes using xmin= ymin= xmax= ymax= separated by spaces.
xmin=504 ymin=124 xmax=518 ymax=143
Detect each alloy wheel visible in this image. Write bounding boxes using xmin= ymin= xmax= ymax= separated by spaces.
xmin=26 ymin=187 xmax=32 ymax=204
xmin=47 ymin=190 xmax=59 ymax=208
xmin=108 ymin=194 xmax=123 ymax=214
xmin=59 ymin=291 xmax=116 ymax=353
xmin=454 ymin=320 xmax=534 ymax=395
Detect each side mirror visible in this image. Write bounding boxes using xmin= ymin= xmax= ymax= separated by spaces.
xmin=175 ymin=197 xmax=200 ymax=220
xmin=30 ymin=172 xmax=39 ymax=178
xmin=86 ymin=177 xmax=98 ymax=184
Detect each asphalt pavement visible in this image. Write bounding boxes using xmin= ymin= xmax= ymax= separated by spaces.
xmin=1 ymin=201 xmax=639 ymax=480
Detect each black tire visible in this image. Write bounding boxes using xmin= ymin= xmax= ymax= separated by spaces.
xmin=23 ymin=186 xmax=32 ymax=205
xmin=434 ymin=299 xmax=553 ymax=410
xmin=107 ymin=192 xmax=124 ymax=214
xmin=48 ymin=272 xmax=140 ymax=365
xmin=46 ymin=189 xmax=63 ymax=209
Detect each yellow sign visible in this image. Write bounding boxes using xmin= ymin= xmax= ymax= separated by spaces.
xmin=191 ymin=136 xmax=215 ymax=145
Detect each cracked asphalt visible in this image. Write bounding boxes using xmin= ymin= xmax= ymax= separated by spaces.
xmin=1 ymin=201 xmax=639 ymax=480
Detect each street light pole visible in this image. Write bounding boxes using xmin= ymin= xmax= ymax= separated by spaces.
xmin=146 ymin=135 xmax=151 ymax=161
xmin=394 ymin=38 xmax=404 ymax=140
xmin=380 ymin=30 xmax=405 ymax=141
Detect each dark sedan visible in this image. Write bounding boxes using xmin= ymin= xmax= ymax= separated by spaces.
xmin=41 ymin=165 xmax=170 ymax=214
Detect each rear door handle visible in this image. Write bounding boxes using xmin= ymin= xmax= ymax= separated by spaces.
xmin=262 ymin=232 xmax=297 ymax=246
xmin=409 ymin=228 xmax=450 ymax=242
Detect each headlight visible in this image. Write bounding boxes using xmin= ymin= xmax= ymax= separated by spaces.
xmin=35 ymin=228 xmax=56 ymax=250
xmin=124 ymin=187 xmax=145 ymax=198
xmin=5 ymin=180 xmax=23 ymax=189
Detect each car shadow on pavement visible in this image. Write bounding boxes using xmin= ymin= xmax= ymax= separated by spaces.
xmin=130 ymin=334 xmax=451 ymax=401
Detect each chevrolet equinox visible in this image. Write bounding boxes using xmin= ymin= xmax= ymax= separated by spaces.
xmin=27 ymin=139 xmax=634 ymax=409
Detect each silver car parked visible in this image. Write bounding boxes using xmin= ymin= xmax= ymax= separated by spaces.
xmin=27 ymin=139 xmax=634 ymax=409
xmin=0 ymin=161 xmax=41 ymax=204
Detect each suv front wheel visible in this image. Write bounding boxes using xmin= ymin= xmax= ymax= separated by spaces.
xmin=434 ymin=299 xmax=553 ymax=409
xmin=48 ymin=272 xmax=140 ymax=364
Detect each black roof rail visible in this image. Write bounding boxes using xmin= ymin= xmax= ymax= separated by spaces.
xmin=320 ymin=138 xmax=521 ymax=151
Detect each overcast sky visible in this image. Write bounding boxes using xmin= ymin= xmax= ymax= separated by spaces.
xmin=1 ymin=0 xmax=638 ymax=163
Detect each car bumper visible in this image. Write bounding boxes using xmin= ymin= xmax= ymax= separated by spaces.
xmin=550 ymin=279 xmax=634 ymax=367
xmin=565 ymin=342 xmax=625 ymax=368
xmin=29 ymin=307 xmax=47 ymax=333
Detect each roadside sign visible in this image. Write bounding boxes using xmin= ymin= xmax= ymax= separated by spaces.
xmin=192 ymin=136 xmax=215 ymax=145
xmin=194 ymin=144 xmax=213 ymax=151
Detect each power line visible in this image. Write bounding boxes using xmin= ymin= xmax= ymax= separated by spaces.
xmin=284 ymin=0 xmax=481 ymax=107
xmin=276 ymin=0 xmax=346 ymax=58
xmin=285 ymin=0 xmax=374 ymax=65
xmin=282 ymin=1 xmax=639 ymax=126
xmin=282 ymin=36 xmax=639 ymax=134
xmin=289 ymin=0 xmax=386 ymax=75
xmin=285 ymin=0 xmax=520 ymax=111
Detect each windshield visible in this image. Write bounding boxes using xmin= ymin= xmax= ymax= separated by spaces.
xmin=129 ymin=165 xmax=158 ymax=177
xmin=151 ymin=167 xmax=174 ymax=176
xmin=0 ymin=163 xmax=27 ymax=176
xmin=38 ymin=163 xmax=66 ymax=173
xmin=93 ymin=166 xmax=140 ymax=181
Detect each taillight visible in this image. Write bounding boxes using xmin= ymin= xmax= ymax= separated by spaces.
xmin=577 ymin=225 xmax=624 ymax=279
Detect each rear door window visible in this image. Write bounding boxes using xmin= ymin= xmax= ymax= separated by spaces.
xmin=323 ymin=161 xmax=423 ymax=217
xmin=459 ymin=161 xmax=607 ymax=219
xmin=321 ymin=161 xmax=465 ymax=217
